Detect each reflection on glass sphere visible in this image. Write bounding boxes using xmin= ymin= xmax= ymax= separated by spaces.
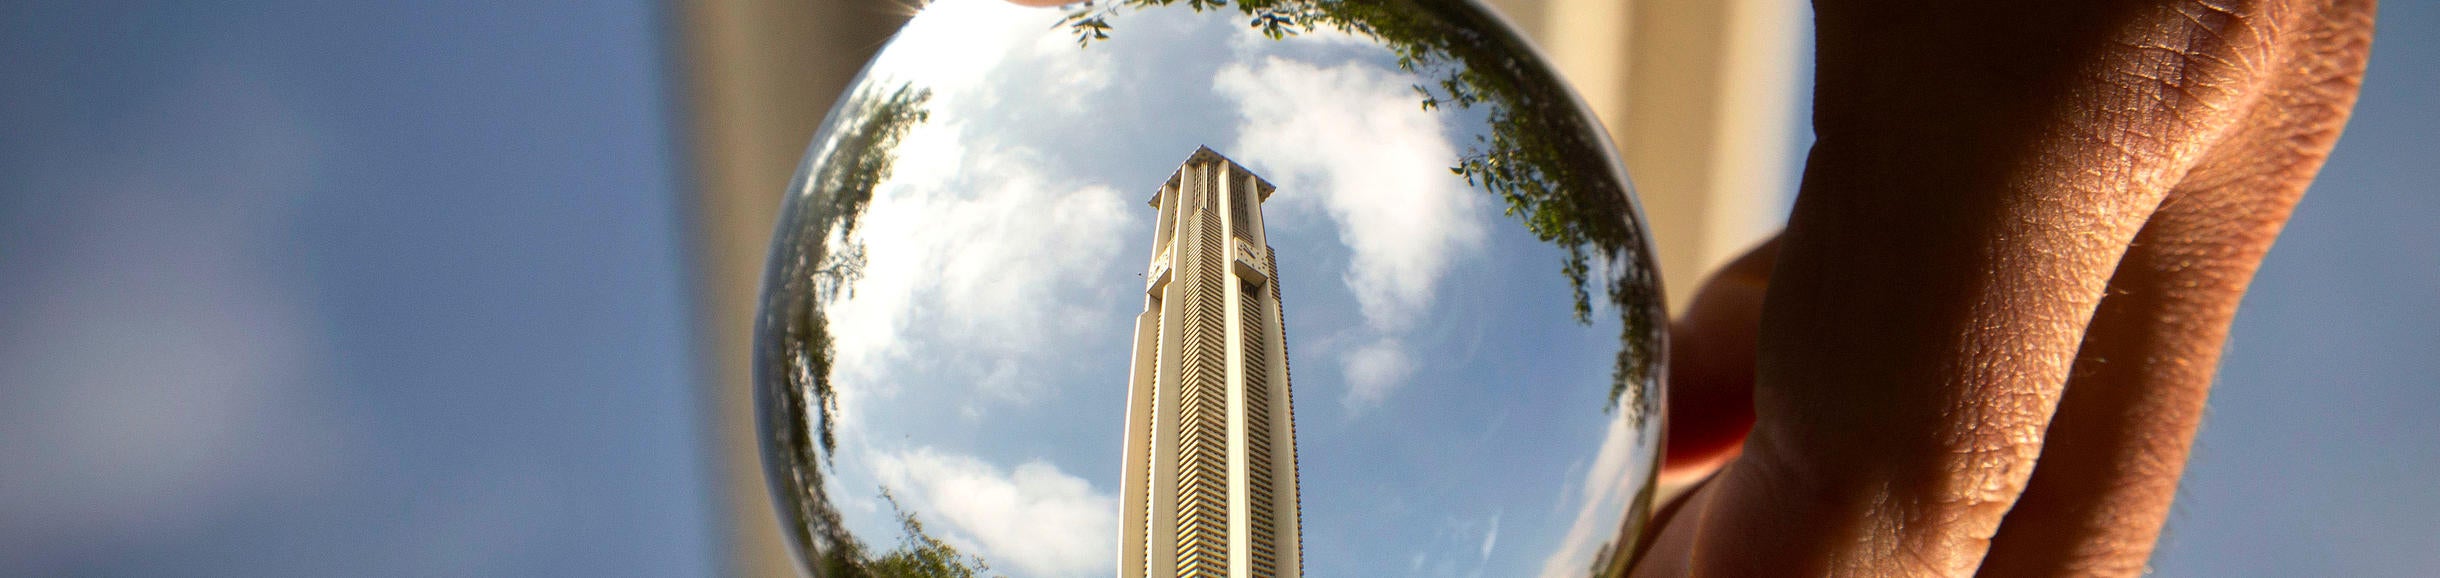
xmin=754 ymin=0 xmax=1665 ymax=575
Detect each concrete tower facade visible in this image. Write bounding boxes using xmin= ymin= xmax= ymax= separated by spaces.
xmin=1119 ymin=148 xmax=1303 ymax=578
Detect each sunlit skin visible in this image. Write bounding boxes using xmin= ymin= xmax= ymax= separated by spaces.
xmin=967 ymin=0 xmax=2374 ymax=574
xmin=1642 ymin=0 xmax=2376 ymax=575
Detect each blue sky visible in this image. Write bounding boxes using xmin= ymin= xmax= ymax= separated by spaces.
xmin=0 ymin=1 xmax=2433 ymax=577
xmin=2147 ymin=4 xmax=2440 ymax=574
xmin=0 ymin=2 xmax=705 ymax=576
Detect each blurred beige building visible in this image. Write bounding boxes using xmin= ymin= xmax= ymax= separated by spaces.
xmin=673 ymin=0 xmax=1801 ymax=574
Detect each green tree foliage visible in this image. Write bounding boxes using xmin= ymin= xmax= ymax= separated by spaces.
xmin=813 ymin=84 xmax=931 ymax=308
xmin=768 ymin=83 xmax=1005 ymax=578
xmin=782 ymin=83 xmax=932 ymax=461
xmin=1058 ymin=0 xmax=1663 ymax=418
xmin=800 ymin=490 xmax=1002 ymax=578
xmin=761 ymin=83 xmax=943 ymax=576
xmin=863 ymin=492 xmax=1001 ymax=578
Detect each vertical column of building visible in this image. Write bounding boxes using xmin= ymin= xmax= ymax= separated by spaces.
xmin=1122 ymin=174 xmax=1185 ymax=578
xmin=1220 ymin=165 xmax=1252 ymax=578
xmin=1122 ymin=285 xmax=1161 ymax=578
xmin=1262 ymin=242 xmax=1303 ymax=577
xmin=1120 ymin=295 xmax=1157 ymax=576
xmin=1172 ymin=161 xmax=1233 ymax=577
xmin=1230 ymin=163 xmax=1284 ymax=578
xmin=1239 ymin=277 xmax=1278 ymax=576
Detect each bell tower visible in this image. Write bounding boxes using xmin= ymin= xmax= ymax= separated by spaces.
xmin=1117 ymin=147 xmax=1303 ymax=578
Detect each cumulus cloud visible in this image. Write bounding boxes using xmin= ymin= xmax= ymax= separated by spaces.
xmin=872 ymin=447 xmax=1117 ymax=577
xmin=870 ymin=0 xmax=1112 ymax=113
xmin=822 ymin=120 xmax=1131 ymax=412
xmin=816 ymin=0 xmax=1134 ymax=426
xmin=811 ymin=113 xmax=1131 ymax=566
xmin=799 ymin=9 xmax=1138 ymax=574
xmin=1215 ymin=55 xmax=1486 ymax=411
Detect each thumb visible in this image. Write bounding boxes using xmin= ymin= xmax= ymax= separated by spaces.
xmin=1660 ymin=235 xmax=1777 ymax=485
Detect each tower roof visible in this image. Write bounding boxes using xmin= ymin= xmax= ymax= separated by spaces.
xmin=1148 ymin=145 xmax=1277 ymax=208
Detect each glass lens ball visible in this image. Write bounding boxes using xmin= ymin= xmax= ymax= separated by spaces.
xmin=754 ymin=0 xmax=1667 ymax=575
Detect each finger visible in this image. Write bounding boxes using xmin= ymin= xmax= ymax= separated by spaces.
xmin=1673 ymin=1 xmax=2337 ymax=574
xmin=1979 ymin=2 xmax=2376 ymax=574
xmin=1632 ymin=236 xmax=1777 ymax=578
xmin=1660 ymin=236 xmax=1779 ymax=485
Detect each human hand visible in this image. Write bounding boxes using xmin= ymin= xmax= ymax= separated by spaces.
xmin=1635 ymin=1 xmax=2376 ymax=575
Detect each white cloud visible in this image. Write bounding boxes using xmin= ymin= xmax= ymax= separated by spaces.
xmin=872 ymin=447 xmax=1117 ymax=577
xmin=1215 ymin=55 xmax=1486 ymax=411
xmin=1537 ymin=411 xmax=1657 ymax=578
xmin=871 ymin=0 xmax=1112 ymax=114
xmin=1480 ymin=510 xmax=1501 ymax=562
xmin=871 ymin=0 xmax=1052 ymax=93
xmin=1225 ymin=23 xmax=1371 ymax=60
xmin=821 ymin=117 xmax=1132 ymax=416
xmin=816 ymin=0 xmax=1132 ymax=425
xmin=1341 ymin=338 xmax=1415 ymax=410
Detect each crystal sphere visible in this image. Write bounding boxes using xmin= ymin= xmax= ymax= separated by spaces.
xmin=755 ymin=0 xmax=1666 ymax=575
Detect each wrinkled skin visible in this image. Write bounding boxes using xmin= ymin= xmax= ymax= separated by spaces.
xmin=1641 ymin=0 xmax=2376 ymax=576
